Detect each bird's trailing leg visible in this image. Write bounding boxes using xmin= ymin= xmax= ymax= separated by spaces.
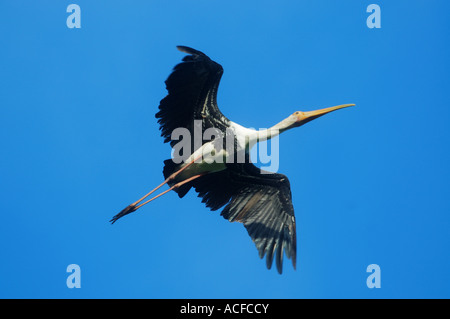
xmin=110 ymin=155 xmax=203 ymax=224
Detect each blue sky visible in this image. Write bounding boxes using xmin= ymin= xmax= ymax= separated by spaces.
xmin=0 ymin=1 xmax=449 ymax=298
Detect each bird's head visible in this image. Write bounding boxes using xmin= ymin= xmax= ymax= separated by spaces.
xmin=289 ymin=104 xmax=355 ymax=128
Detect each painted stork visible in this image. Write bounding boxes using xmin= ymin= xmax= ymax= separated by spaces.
xmin=111 ymin=46 xmax=354 ymax=274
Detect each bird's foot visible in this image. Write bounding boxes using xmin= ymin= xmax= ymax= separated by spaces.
xmin=110 ymin=204 xmax=137 ymax=224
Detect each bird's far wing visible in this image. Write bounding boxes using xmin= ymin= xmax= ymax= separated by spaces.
xmin=156 ymin=46 xmax=230 ymax=149
xmin=192 ymin=162 xmax=297 ymax=274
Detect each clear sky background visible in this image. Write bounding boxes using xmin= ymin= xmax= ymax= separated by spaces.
xmin=1 ymin=1 xmax=449 ymax=298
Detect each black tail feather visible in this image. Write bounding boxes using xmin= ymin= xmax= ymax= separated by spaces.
xmin=163 ymin=159 xmax=179 ymax=180
xmin=163 ymin=159 xmax=192 ymax=198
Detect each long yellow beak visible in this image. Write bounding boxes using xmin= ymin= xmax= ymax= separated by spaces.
xmin=296 ymin=103 xmax=355 ymax=126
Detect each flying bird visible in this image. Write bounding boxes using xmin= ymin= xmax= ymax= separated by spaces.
xmin=111 ymin=46 xmax=354 ymax=274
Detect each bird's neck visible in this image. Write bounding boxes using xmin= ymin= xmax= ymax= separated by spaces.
xmin=256 ymin=115 xmax=296 ymax=142
xmin=229 ymin=115 xmax=296 ymax=153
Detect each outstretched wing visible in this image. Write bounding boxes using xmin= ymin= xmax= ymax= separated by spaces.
xmin=192 ymin=162 xmax=297 ymax=274
xmin=155 ymin=46 xmax=230 ymax=150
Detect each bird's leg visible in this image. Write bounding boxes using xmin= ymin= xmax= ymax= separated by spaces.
xmin=127 ymin=154 xmax=202 ymax=207
xmin=110 ymin=173 xmax=204 ymax=224
xmin=110 ymin=154 xmax=203 ymax=224
xmin=134 ymin=173 xmax=204 ymax=210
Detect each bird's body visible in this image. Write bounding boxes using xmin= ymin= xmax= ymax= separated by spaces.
xmin=111 ymin=46 xmax=354 ymax=274
xmin=173 ymin=140 xmax=228 ymax=181
xmin=173 ymin=121 xmax=277 ymax=182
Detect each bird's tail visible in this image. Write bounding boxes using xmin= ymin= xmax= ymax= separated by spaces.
xmin=163 ymin=159 xmax=192 ymax=198
xmin=162 ymin=159 xmax=179 ymax=181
